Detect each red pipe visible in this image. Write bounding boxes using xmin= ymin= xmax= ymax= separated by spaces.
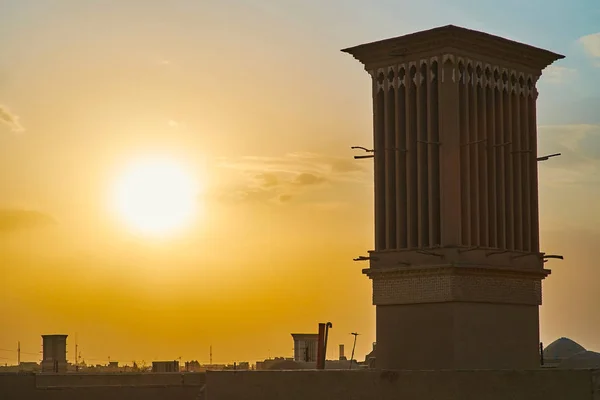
xmin=316 ymin=323 xmax=325 ymax=369
xmin=316 ymin=322 xmax=333 ymax=369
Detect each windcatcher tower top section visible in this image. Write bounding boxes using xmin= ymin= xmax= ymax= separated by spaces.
xmin=342 ymin=24 xmax=563 ymax=72
xmin=343 ymin=25 xmax=563 ymax=370
xmin=342 ymin=24 xmax=564 ymax=255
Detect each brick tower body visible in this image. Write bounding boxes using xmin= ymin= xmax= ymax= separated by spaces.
xmin=41 ymin=334 xmax=68 ymax=373
xmin=342 ymin=25 xmax=563 ymax=370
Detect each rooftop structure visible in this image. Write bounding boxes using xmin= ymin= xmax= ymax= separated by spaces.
xmin=291 ymin=333 xmax=319 ymax=362
xmin=152 ymin=360 xmax=180 ymax=373
xmin=544 ymin=337 xmax=586 ymax=362
xmin=41 ymin=334 xmax=68 ymax=373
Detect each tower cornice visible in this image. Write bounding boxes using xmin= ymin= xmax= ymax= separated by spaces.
xmin=362 ymin=264 xmax=551 ymax=280
xmin=341 ymin=25 xmax=564 ymax=72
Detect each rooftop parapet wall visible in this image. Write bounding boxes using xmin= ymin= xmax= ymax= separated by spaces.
xmin=205 ymin=369 xmax=600 ymax=400
xmin=0 ymin=372 xmax=205 ymax=400
xmin=33 ymin=372 xmax=205 ymax=388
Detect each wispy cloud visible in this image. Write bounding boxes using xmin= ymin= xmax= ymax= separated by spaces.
xmin=256 ymin=173 xmax=279 ymax=187
xmin=0 ymin=210 xmax=55 ymax=233
xmin=301 ymin=200 xmax=351 ymax=211
xmin=538 ymin=124 xmax=600 ymax=186
xmin=578 ymin=33 xmax=600 ymax=66
xmin=216 ymin=152 xmax=368 ymax=205
xmin=219 ymin=152 xmax=366 ymax=180
xmin=0 ymin=105 xmax=24 ymax=133
xmin=279 ymin=194 xmax=292 ymax=203
xmin=293 ymin=172 xmax=327 ymax=186
xmin=541 ymin=65 xmax=577 ymax=84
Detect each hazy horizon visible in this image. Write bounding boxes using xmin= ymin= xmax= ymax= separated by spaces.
xmin=1 ymin=0 xmax=600 ymax=366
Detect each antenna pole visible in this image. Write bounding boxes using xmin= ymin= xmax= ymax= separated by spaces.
xmin=74 ymin=333 xmax=79 ymax=371
xmin=349 ymin=332 xmax=360 ymax=370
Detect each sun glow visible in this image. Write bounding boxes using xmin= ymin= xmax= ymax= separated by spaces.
xmin=112 ymin=157 xmax=199 ymax=236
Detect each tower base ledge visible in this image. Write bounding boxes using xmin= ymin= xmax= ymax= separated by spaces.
xmin=363 ymin=264 xmax=549 ymax=306
xmin=367 ymin=247 xmax=547 ymax=270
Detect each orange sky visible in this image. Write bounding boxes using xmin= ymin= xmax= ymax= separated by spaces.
xmin=1 ymin=1 xmax=600 ymax=365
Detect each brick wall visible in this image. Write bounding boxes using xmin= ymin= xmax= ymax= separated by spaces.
xmin=370 ymin=265 xmax=543 ymax=305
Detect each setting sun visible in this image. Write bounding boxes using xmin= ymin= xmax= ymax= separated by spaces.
xmin=112 ymin=157 xmax=198 ymax=236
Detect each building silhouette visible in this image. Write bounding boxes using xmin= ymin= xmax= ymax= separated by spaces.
xmin=291 ymin=333 xmax=319 ymax=362
xmin=41 ymin=334 xmax=68 ymax=373
xmin=338 ymin=344 xmax=346 ymax=361
xmin=541 ymin=337 xmax=600 ymax=369
xmin=152 ymin=360 xmax=179 ymax=373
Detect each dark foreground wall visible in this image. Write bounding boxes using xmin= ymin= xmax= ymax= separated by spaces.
xmin=0 ymin=372 xmax=205 ymax=400
xmin=205 ymin=369 xmax=600 ymax=400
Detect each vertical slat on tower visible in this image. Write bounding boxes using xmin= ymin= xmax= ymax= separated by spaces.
xmin=396 ymin=66 xmax=408 ymax=249
xmin=495 ymin=69 xmax=506 ymax=249
xmin=407 ymin=64 xmax=419 ymax=248
xmin=384 ymin=68 xmax=397 ymax=249
xmin=429 ymin=60 xmax=441 ymax=246
xmin=418 ymin=62 xmax=430 ymax=247
xmin=374 ymin=72 xmax=386 ymax=251
xmin=439 ymin=55 xmax=462 ymax=246
xmin=504 ymin=71 xmax=515 ymax=250
xmin=511 ymin=74 xmax=523 ymax=251
xmin=520 ymin=76 xmax=531 ymax=252
xmin=468 ymin=63 xmax=480 ymax=246
xmin=477 ymin=65 xmax=489 ymax=247
xmin=416 ymin=64 xmax=423 ymax=248
xmin=486 ymin=67 xmax=497 ymax=248
xmin=459 ymin=61 xmax=471 ymax=246
xmin=528 ymin=78 xmax=540 ymax=252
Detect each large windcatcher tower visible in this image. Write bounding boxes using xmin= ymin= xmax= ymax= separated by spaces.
xmin=342 ymin=25 xmax=564 ymax=370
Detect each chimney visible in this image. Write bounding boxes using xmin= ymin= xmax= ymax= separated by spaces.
xmin=339 ymin=344 xmax=346 ymax=360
